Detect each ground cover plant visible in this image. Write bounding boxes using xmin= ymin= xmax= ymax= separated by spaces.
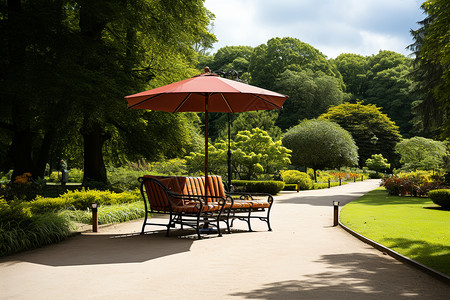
xmin=340 ymin=187 xmax=450 ymax=275
xmin=0 ymin=188 xmax=143 ymax=257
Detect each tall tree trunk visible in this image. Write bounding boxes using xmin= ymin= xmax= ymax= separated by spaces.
xmin=82 ymin=121 xmax=110 ymax=184
xmin=32 ymin=131 xmax=54 ymax=179
xmin=6 ymin=0 xmax=34 ymax=181
xmin=78 ymin=1 xmax=110 ymax=186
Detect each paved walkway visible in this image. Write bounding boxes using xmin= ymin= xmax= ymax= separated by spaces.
xmin=1 ymin=180 xmax=449 ymax=299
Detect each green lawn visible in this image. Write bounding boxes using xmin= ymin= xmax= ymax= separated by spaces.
xmin=340 ymin=187 xmax=450 ymax=276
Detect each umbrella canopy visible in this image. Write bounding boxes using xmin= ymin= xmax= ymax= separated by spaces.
xmin=126 ymin=72 xmax=287 ymax=113
xmin=125 ymin=69 xmax=288 ymax=193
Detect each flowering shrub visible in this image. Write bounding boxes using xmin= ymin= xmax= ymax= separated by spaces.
xmin=382 ymin=173 xmax=449 ymax=197
xmin=0 ymin=173 xmax=45 ymax=201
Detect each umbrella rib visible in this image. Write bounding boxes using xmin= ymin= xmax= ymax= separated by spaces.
xmin=220 ymin=93 xmax=235 ymax=113
xmin=173 ymin=93 xmax=192 ymax=113
xmin=251 ymin=94 xmax=283 ymax=109
xmin=128 ymin=94 xmax=163 ymax=109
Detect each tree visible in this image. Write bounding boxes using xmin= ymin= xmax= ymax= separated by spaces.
xmin=409 ymin=0 xmax=450 ymax=139
xmin=208 ymin=46 xmax=253 ymax=73
xmin=275 ymin=69 xmax=344 ymax=130
xmin=248 ymin=37 xmax=343 ymax=91
xmin=364 ymin=51 xmax=417 ymax=136
xmin=185 ymin=128 xmax=291 ymax=180
xmin=319 ymin=102 xmax=402 ymax=167
xmin=333 ymin=53 xmax=367 ymax=100
xmin=395 ymin=137 xmax=447 ymax=170
xmin=0 ymin=0 xmax=215 ymax=185
xmin=365 ymin=154 xmax=390 ymax=175
xmin=226 ymin=111 xmax=282 ymax=141
xmin=282 ymin=119 xmax=358 ymax=182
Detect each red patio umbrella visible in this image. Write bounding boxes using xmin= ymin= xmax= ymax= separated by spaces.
xmin=125 ymin=68 xmax=288 ymax=193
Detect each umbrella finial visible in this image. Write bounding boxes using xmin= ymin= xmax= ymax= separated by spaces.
xmin=204 ymin=66 xmax=211 ymax=74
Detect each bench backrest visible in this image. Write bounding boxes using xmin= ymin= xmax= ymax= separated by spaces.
xmin=141 ymin=176 xmax=173 ymax=212
xmin=141 ymin=175 xmax=226 ymax=209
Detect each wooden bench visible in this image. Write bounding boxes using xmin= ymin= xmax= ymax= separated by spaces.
xmin=139 ymin=175 xmax=274 ymax=238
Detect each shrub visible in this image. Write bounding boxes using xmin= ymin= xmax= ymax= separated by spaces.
xmin=231 ymin=180 xmax=285 ymax=195
xmin=28 ymin=189 xmax=140 ymax=213
xmin=0 ymin=175 xmax=46 ymax=201
xmin=283 ymin=184 xmax=297 ymax=191
xmin=107 ymin=167 xmax=144 ymax=191
xmin=281 ymin=170 xmax=313 ymax=190
xmin=382 ymin=174 xmax=449 ymax=197
xmin=369 ymin=172 xmax=385 ymax=179
xmin=428 ymin=189 xmax=450 ymax=209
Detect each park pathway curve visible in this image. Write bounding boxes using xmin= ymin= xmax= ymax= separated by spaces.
xmin=1 ymin=179 xmax=449 ymax=299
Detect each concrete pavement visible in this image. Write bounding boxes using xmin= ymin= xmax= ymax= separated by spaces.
xmin=1 ymin=179 xmax=449 ymax=299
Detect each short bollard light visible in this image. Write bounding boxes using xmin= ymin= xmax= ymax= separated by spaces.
xmin=92 ymin=203 xmax=98 ymax=232
xmin=333 ymin=201 xmax=340 ymax=226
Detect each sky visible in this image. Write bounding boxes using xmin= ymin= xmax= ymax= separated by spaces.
xmin=204 ymin=0 xmax=426 ymax=58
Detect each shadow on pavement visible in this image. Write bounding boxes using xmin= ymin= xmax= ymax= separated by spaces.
xmin=229 ymin=253 xmax=450 ymax=299
xmin=5 ymin=230 xmax=194 ymax=267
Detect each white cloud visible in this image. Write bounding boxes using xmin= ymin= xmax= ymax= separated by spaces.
xmin=204 ymin=0 xmax=425 ymax=58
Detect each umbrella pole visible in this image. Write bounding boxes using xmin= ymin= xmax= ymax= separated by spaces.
xmin=204 ymin=94 xmax=209 ymax=196
xmin=227 ymin=113 xmax=232 ymax=192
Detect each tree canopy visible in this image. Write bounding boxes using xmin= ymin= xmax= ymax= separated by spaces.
xmin=186 ymin=128 xmax=291 ymax=180
xmin=409 ymin=0 xmax=450 ymax=139
xmin=319 ymin=102 xmax=401 ymax=166
xmin=275 ymin=69 xmax=344 ymax=130
xmin=282 ymin=119 xmax=358 ymax=179
xmin=395 ymin=136 xmax=447 ymax=170
xmin=0 ymin=0 xmax=214 ymax=183
xmin=248 ymin=37 xmax=343 ymax=91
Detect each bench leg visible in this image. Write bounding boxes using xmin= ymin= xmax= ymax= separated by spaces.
xmin=141 ymin=211 xmax=148 ymax=235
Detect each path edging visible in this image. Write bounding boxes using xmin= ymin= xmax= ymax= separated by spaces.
xmin=339 ymin=221 xmax=450 ymax=285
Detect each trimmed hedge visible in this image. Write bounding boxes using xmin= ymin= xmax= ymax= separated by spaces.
xmin=284 ymin=184 xmax=297 ymax=191
xmin=428 ymin=189 xmax=450 ymax=209
xmin=231 ymin=180 xmax=285 ymax=195
xmin=28 ymin=189 xmax=140 ymax=213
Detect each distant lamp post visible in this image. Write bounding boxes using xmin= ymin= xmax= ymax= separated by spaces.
xmin=92 ymin=203 xmax=98 ymax=232
xmin=333 ymin=201 xmax=340 ymax=226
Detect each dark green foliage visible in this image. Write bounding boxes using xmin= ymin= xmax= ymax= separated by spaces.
xmin=428 ymin=189 xmax=450 ymax=209
xmin=231 ymin=180 xmax=285 ymax=195
xmin=283 ymin=184 xmax=297 ymax=191
xmin=319 ymin=102 xmax=401 ymax=167
xmin=1 ymin=178 xmax=46 ymax=201
xmin=248 ymin=37 xmax=343 ymax=91
xmin=409 ymin=0 xmax=450 ymax=139
xmin=364 ymin=51 xmax=416 ymax=136
xmin=282 ymin=119 xmax=358 ymax=171
xmin=0 ymin=0 xmax=214 ymax=183
xmin=275 ymin=70 xmax=344 ymax=130
xmin=333 ymin=53 xmax=367 ymax=100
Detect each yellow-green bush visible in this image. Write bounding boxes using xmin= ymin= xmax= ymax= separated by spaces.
xmin=28 ymin=189 xmax=140 ymax=213
xmin=281 ymin=170 xmax=313 ymax=190
xmin=232 ymin=180 xmax=285 ymax=195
